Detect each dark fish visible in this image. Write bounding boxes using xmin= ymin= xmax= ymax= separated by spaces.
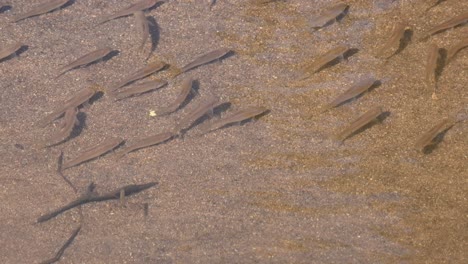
xmin=111 ymin=61 xmax=166 ymax=91
xmin=99 ymin=0 xmax=163 ymax=24
xmin=113 ymin=80 xmax=167 ymax=101
xmin=202 ymin=106 xmax=268 ymax=133
xmin=62 ymin=137 xmax=124 ymax=170
xmin=118 ymin=131 xmax=174 ymax=157
xmin=177 ymin=48 xmax=231 ymax=75
xmin=0 ymin=42 xmax=23 ymax=61
xmin=155 ymin=77 xmax=194 ymax=116
xmin=335 ymin=106 xmax=383 ymax=142
xmin=37 ymin=87 xmax=96 ymax=128
xmin=37 ymin=182 xmax=157 ymax=222
xmin=14 ymin=0 xmax=70 ymax=22
xmin=56 ymin=47 xmax=113 ymax=78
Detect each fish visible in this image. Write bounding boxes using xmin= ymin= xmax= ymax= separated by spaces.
xmin=335 ymin=106 xmax=383 ymax=142
xmin=310 ymin=3 xmax=349 ymax=29
xmin=324 ymin=77 xmax=378 ymax=111
xmin=446 ymin=37 xmax=468 ymax=63
xmin=61 ymin=137 xmax=124 ymax=170
xmin=156 ymin=77 xmax=194 ymax=116
xmin=133 ymin=11 xmax=150 ymax=51
xmin=99 ymin=0 xmax=163 ymax=24
xmin=41 ymin=107 xmax=79 ymax=148
xmin=426 ymin=44 xmax=440 ymax=98
xmin=303 ymin=45 xmax=350 ymax=76
xmin=37 ymin=87 xmax=96 ymax=128
xmin=0 ymin=42 xmax=23 ymax=61
xmin=424 ymin=11 xmax=468 ymax=38
xmin=377 ymin=22 xmax=409 ymax=58
xmin=37 ymin=182 xmax=157 ymax=223
xmin=414 ymin=117 xmax=459 ymax=151
xmin=113 ymin=80 xmax=167 ymax=100
xmin=177 ymin=48 xmax=231 ymax=76
xmin=173 ymin=96 xmax=220 ymax=133
xmin=201 ymin=106 xmax=268 ymax=134
xmin=14 ymin=0 xmax=70 ymax=22
xmin=118 ymin=131 xmax=174 ymax=157
xmin=111 ymin=61 xmax=166 ymax=91
xmin=56 ymin=47 xmax=113 ymax=78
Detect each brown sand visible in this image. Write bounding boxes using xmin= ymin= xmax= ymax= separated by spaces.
xmin=0 ymin=0 xmax=467 ymax=263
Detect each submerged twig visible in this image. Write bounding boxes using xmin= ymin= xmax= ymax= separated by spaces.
xmin=39 ymin=226 xmax=81 ymax=264
xmin=37 ymin=182 xmax=157 ymax=223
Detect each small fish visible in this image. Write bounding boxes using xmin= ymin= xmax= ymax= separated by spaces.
xmin=177 ymin=48 xmax=231 ymax=76
xmin=426 ymin=44 xmax=440 ymax=98
xmin=99 ymin=0 xmax=162 ymax=24
xmin=173 ymin=96 xmax=220 ymax=133
xmin=37 ymin=87 xmax=96 ymax=128
xmin=41 ymin=107 xmax=79 ymax=148
xmin=14 ymin=0 xmax=70 ymax=22
xmin=310 ymin=3 xmax=349 ymax=29
xmin=61 ymin=137 xmax=124 ymax=170
xmin=303 ymin=45 xmax=350 ymax=75
xmin=446 ymin=37 xmax=468 ymax=63
xmin=111 ymin=61 xmax=166 ymax=91
xmin=335 ymin=106 xmax=383 ymax=142
xmin=156 ymin=77 xmax=194 ymax=116
xmin=56 ymin=47 xmax=113 ymax=78
xmin=424 ymin=11 xmax=468 ymax=38
xmin=118 ymin=131 xmax=174 ymax=157
xmin=37 ymin=182 xmax=157 ymax=223
xmin=415 ymin=117 xmax=459 ymax=151
xmin=202 ymin=106 xmax=268 ymax=134
xmin=0 ymin=42 xmax=23 ymax=61
xmin=324 ymin=77 xmax=378 ymax=111
xmin=377 ymin=22 xmax=410 ymax=58
xmin=134 ymin=11 xmax=150 ymax=51
xmin=113 ymin=80 xmax=167 ymax=100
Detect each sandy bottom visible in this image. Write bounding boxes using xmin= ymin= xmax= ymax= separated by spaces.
xmin=0 ymin=0 xmax=467 ymax=263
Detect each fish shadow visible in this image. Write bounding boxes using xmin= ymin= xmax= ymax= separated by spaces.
xmin=102 ymin=50 xmax=120 ymax=62
xmin=148 ymin=1 xmax=166 ymax=11
xmin=0 ymin=5 xmax=11 ymax=13
xmin=316 ymin=48 xmax=358 ymax=73
xmin=340 ymin=110 xmax=389 ymax=143
xmin=0 ymin=45 xmax=28 ymax=63
xmin=62 ymin=0 xmax=77 ymax=9
xmin=88 ymin=91 xmax=104 ymax=105
xmin=147 ymin=17 xmax=160 ymax=58
xmin=422 ymin=127 xmax=452 ymax=154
